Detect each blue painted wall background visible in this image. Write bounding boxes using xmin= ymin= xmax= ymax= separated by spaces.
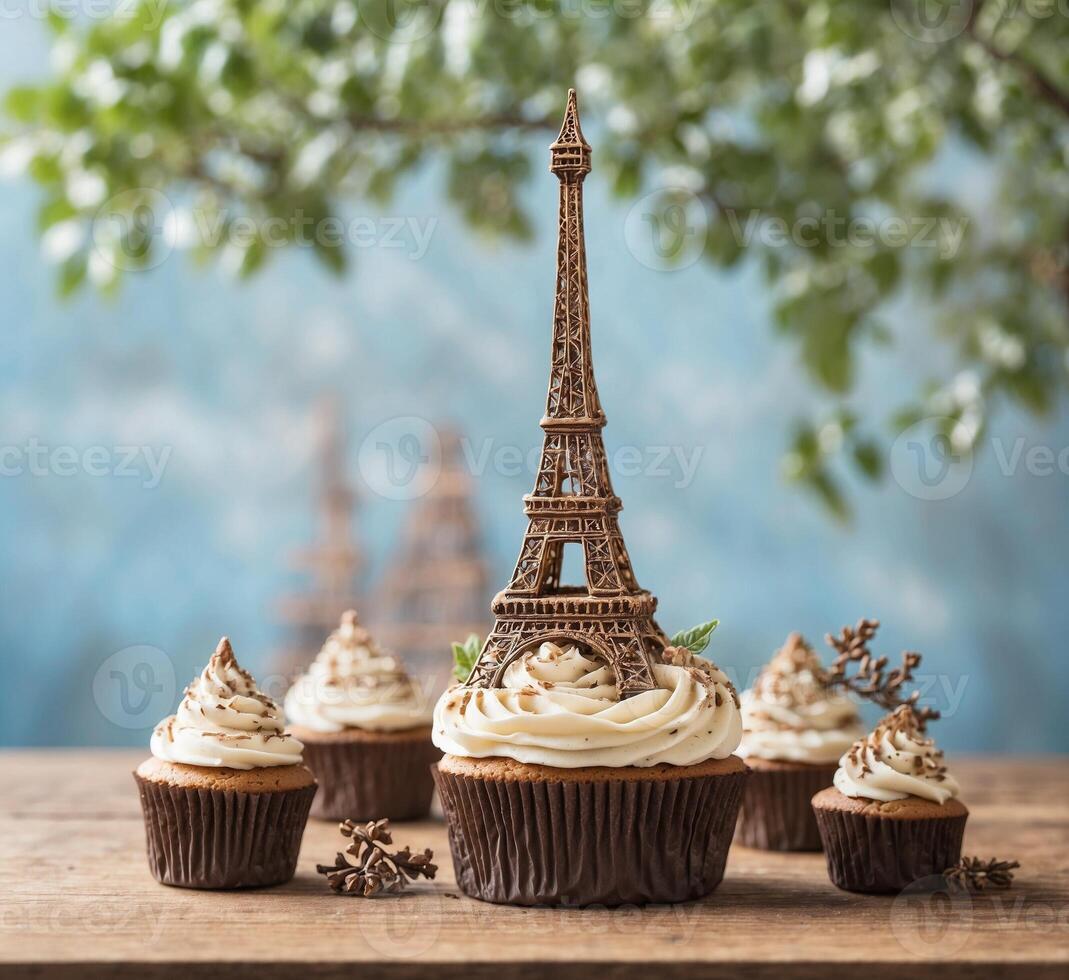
xmin=1 ymin=19 xmax=1066 ymax=752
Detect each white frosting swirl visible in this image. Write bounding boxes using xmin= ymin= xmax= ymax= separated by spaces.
xmin=834 ymin=705 xmax=961 ymax=804
xmin=151 ymin=638 xmax=304 ymax=770
xmin=284 ymin=611 xmax=431 ymax=733
xmin=432 ymin=641 xmax=742 ymax=768
xmin=739 ymin=633 xmax=863 ymax=764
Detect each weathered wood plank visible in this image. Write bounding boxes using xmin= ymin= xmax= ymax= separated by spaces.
xmin=1 ymin=751 xmax=1065 ymax=979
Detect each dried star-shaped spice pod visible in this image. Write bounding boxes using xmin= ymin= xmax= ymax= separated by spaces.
xmin=943 ymin=856 xmax=1021 ymax=892
xmin=316 ymin=818 xmax=437 ymax=897
xmin=822 ymin=618 xmax=940 ymax=727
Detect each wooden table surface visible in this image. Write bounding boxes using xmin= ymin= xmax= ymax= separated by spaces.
xmin=1 ymin=751 xmax=1066 ymax=979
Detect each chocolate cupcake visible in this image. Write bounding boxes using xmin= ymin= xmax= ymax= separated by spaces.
xmin=134 ymin=638 xmax=316 ymax=889
xmin=285 ymin=610 xmax=438 ymax=821
xmin=736 ymin=633 xmax=863 ymax=850
xmin=432 ymin=641 xmax=748 ymax=907
xmin=813 ymin=704 xmax=967 ymax=893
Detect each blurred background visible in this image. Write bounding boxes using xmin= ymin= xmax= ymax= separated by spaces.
xmin=1 ymin=2 xmax=1067 ymax=752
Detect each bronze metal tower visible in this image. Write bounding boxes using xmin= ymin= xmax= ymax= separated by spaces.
xmin=466 ymin=90 xmax=665 ymax=698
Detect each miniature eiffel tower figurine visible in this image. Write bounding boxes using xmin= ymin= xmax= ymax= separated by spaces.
xmin=466 ymin=90 xmax=666 ymax=697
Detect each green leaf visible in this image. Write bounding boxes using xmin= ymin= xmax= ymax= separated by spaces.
xmin=5 ymin=0 xmax=1064 ymax=523
xmin=610 ymin=156 xmax=641 ymax=198
xmin=805 ymin=470 xmax=851 ymax=524
xmin=451 ymin=634 xmax=481 ymax=683
xmin=313 ymin=237 xmax=347 ymax=275
xmin=38 ymin=196 xmax=78 ymax=232
xmin=238 ymin=239 xmax=266 ymax=278
xmin=57 ymin=252 xmax=87 ymax=298
xmin=3 ymin=86 xmax=39 ymax=122
xmin=866 ymin=250 xmax=900 ymax=295
xmin=852 ymin=440 xmax=884 ymax=480
xmin=669 ymin=619 xmax=719 ymax=656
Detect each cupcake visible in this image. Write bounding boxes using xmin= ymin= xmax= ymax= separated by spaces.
xmin=812 ymin=704 xmax=967 ymax=893
xmin=284 ymin=610 xmax=438 ymax=821
xmin=432 ymin=641 xmax=748 ymax=907
xmin=134 ymin=638 xmax=316 ymax=889
xmin=736 ymin=633 xmax=864 ymax=850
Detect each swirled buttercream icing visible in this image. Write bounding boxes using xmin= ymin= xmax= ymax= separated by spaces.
xmin=284 ymin=610 xmax=431 ymax=733
xmin=739 ymin=633 xmax=864 ymax=764
xmin=151 ymin=637 xmax=304 ymax=769
xmin=432 ymin=641 xmax=742 ymax=768
xmin=834 ymin=704 xmax=961 ymax=804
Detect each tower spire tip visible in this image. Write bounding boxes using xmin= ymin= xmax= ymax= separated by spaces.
xmin=550 ymin=87 xmax=590 ymax=175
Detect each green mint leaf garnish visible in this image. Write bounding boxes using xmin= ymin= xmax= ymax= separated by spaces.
xmin=451 ymin=634 xmax=482 ymax=683
xmin=670 ymin=619 xmax=720 ymax=656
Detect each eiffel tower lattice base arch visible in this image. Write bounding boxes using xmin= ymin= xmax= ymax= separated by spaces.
xmin=468 ymin=591 xmax=666 ymax=697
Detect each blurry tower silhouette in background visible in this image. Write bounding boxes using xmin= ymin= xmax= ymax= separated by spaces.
xmin=371 ymin=427 xmax=490 ymax=689
xmin=273 ymin=396 xmax=365 ymax=676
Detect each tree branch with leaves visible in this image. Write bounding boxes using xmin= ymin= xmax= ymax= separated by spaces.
xmin=3 ymin=0 xmax=1066 ymax=515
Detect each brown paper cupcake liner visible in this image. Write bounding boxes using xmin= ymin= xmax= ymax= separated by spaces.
xmin=302 ymin=735 xmax=440 ymax=821
xmin=134 ymin=774 xmax=315 ymax=889
xmin=433 ymin=764 xmax=747 ymax=907
xmin=736 ymin=763 xmax=835 ymax=851
xmin=813 ymin=805 xmax=967 ymax=894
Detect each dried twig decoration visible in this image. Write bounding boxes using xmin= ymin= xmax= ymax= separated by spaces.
xmin=316 ymin=818 xmax=437 ymax=897
xmin=943 ymin=857 xmax=1020 ymax=892
xmin=823 ymin=618 xmax=940 ymax=727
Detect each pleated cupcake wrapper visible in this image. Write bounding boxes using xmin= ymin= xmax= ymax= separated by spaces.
xmin=735 ymin=764 xmax=836 ymax=852
xmin=134 ymin=774 xmax=315 ymax=889
xmin=302 ymin=736 xmax=440 ymax=822
xmin=433 ymin=764 xmax=748 ymax=907
xmin=813 ymin=805 xmax=967 ymax=894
